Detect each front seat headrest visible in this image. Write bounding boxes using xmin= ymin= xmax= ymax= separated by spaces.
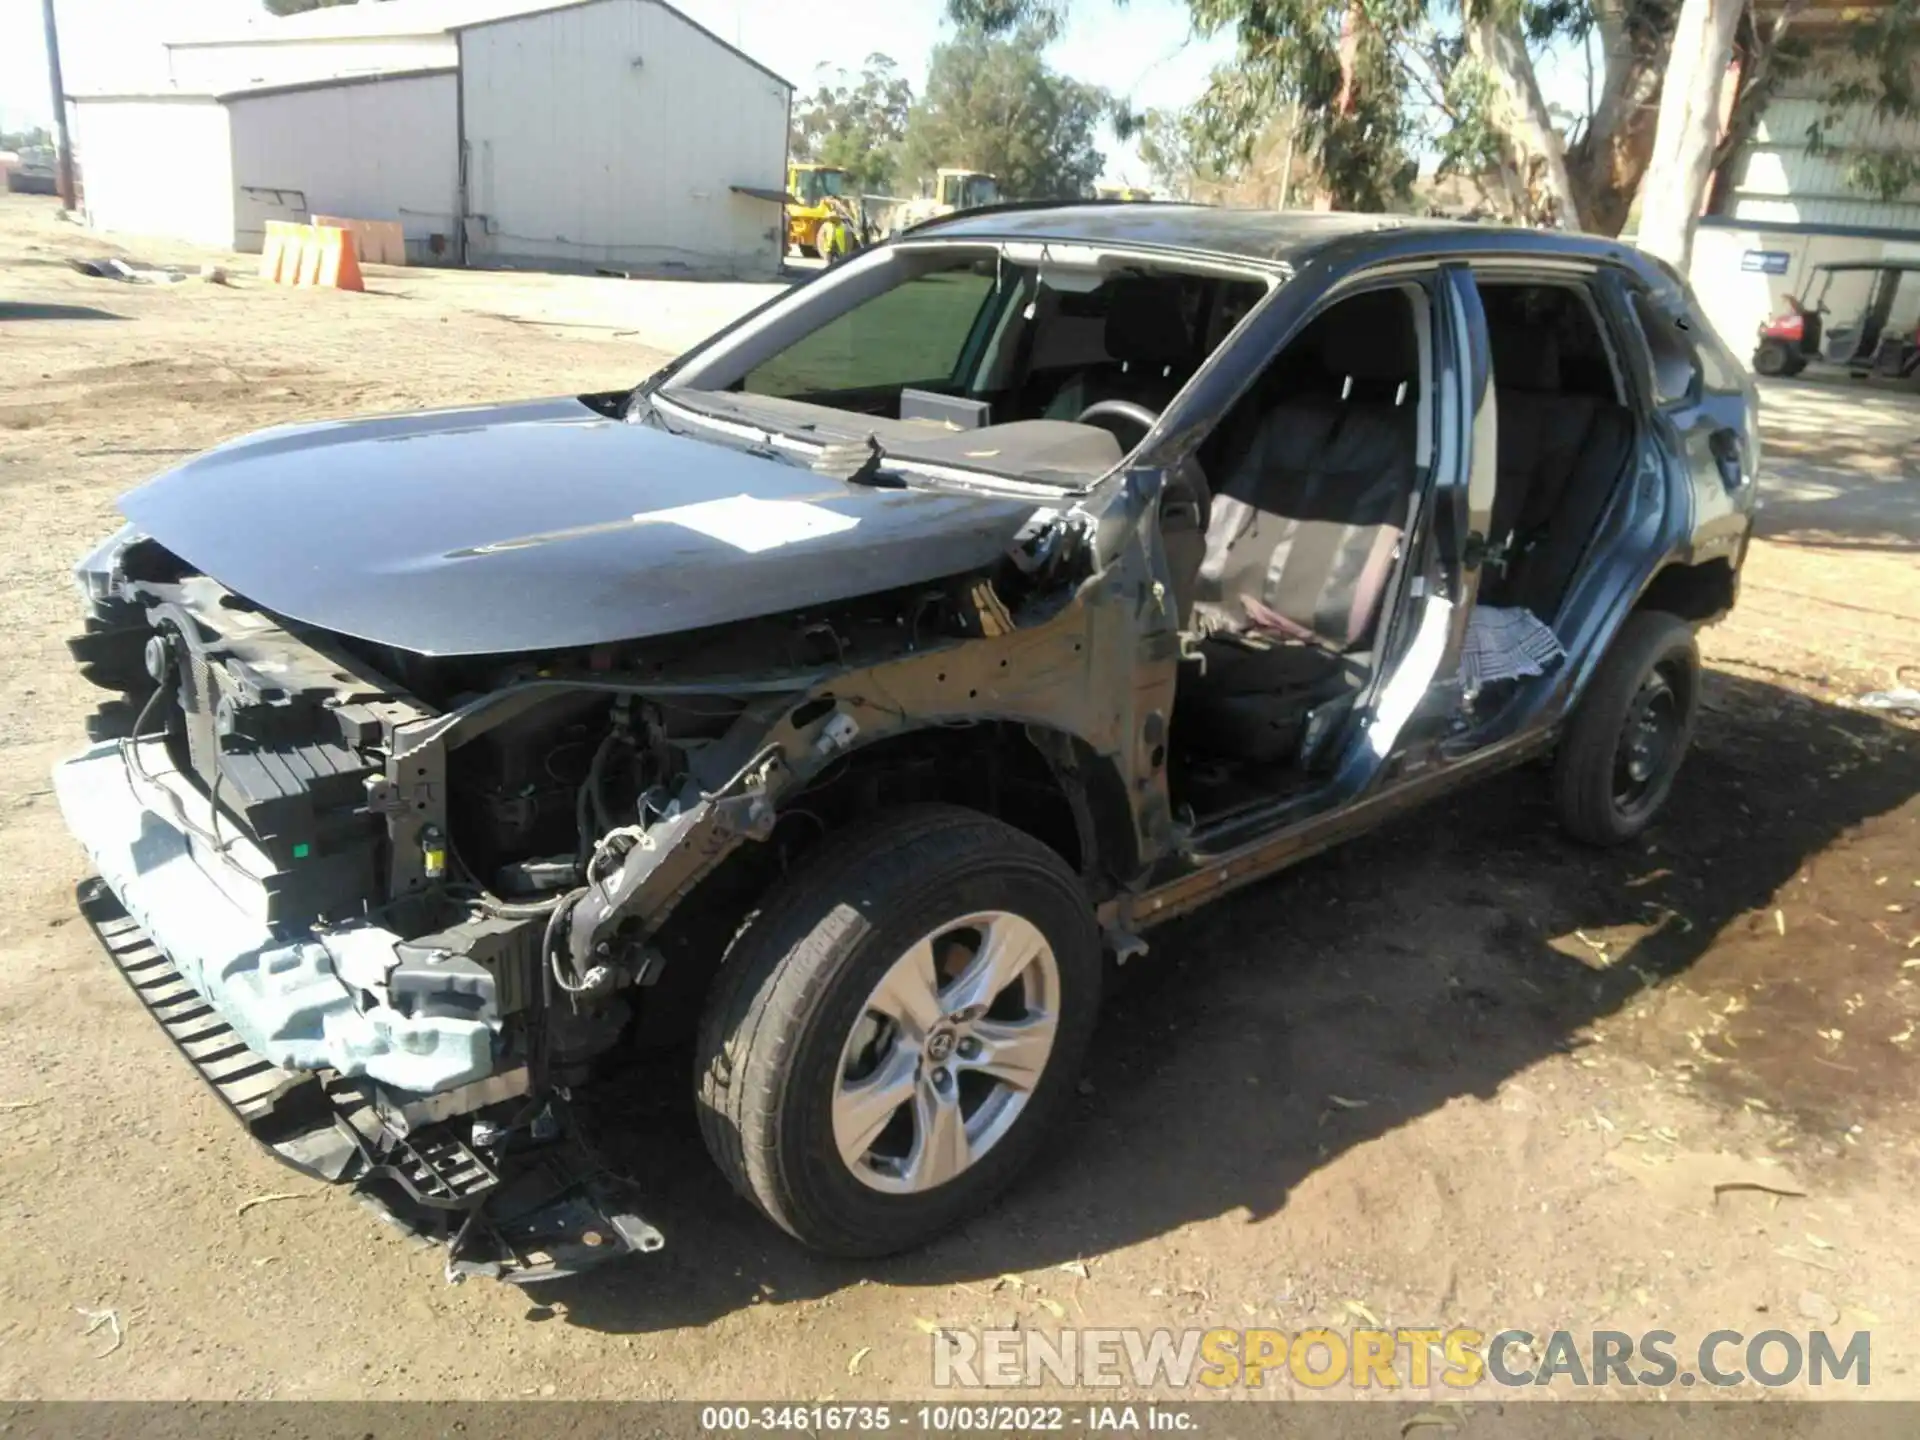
xmin=1104 ymin=279 xmax=1192 ymax=369
xmin=1318 ymin=289 xmax=1417 ymax=383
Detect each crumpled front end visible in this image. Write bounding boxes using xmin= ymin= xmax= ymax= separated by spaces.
xmin=55 ymin=738 xmax=496 ymax=1094
xmin=54 ymin=530 xmax=666 ymax=1283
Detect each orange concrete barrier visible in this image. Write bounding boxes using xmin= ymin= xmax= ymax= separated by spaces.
xmin=258 ymin=220 xmax=303 ymax=282
xmin=257 ymin=221 xmax=364 ymax=292
xmin=312 ymin=214 xmax=406 ymax=266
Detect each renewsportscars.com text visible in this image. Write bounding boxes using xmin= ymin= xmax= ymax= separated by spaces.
xmin=931 ymin=1327 xmax=1872 ymax=1391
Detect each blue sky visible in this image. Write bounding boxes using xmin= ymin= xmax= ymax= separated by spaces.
xmin=1 ymin=0 xmax=1591 ymax=186
xmin=0 ymin=0 xmax=1234 ymax=184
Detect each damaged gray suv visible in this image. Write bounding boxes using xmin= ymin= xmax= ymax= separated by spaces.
xmin=56 ymin=205 xmax=1757 ymax=1280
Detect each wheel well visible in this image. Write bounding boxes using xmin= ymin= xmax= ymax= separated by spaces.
xmin=634 ymin=723 xmax=1129 ymax=1044
xmin=1638 ymin=558 xmax=1736 ymax=624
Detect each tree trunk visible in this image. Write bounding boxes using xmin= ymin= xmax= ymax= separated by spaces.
xmin=1565 ymin=0 xmax=1673 ymax=237
xmin=1317 ymin=1 xmax=1365 ymax=211
xmin=1636 ymin=0 xmax=1743 ymax=269
xmin=1466 ymin=6 xmax=1586 ymax=230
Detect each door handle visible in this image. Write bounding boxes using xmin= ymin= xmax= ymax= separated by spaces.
xmin=1708 ymin=427 xmax=1747 ymax=492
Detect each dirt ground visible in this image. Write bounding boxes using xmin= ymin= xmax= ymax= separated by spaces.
xmin=0 ymin=194 xmax=1916 ymax=1403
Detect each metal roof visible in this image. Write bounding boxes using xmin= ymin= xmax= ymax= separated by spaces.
xmin=217 ymin=67 xmax=459 ymax=103
xmin=166 ymin=0 xmax=790 ymax=93
xmin=69 ymin=68 xmax=459 ymax=105
xmin=1812 ymin=258 xmax=1920 ymax=272
xmin=1753 ymin=0 xmax=1904 ymax=39
xmin=168 ymin=0 xmax=582 ymax=45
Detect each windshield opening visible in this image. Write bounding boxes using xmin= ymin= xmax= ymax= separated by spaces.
xmin=659 ymin=245 xmax=1275 ymax=490
xmin=794 ymin=169 xmax=846 ymax=207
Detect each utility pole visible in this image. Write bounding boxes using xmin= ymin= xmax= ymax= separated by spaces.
xmin=40 ymin=0 xmax=77 ymax=211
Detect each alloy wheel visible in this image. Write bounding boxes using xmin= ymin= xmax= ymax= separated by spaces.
xmin=832 ymin=911 xmax=1061 ymax=1194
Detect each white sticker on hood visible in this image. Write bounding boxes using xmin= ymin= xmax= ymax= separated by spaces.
xmin=642 ymin=494 xmax=859 ymax=554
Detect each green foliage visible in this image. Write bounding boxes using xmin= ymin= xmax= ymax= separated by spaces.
xmin=1187 ymin=0 xmax=1418 ymax=210
xmin=1835 ymin=0 xmax=1919 ymax=119
xmin=945 ymin=0 xmax=1075 ymax=43
xmin=1844 ymin=151 xmax=1920 ymax=201
xmin=1132 ymin=106 xmax=1212 ymax=197
xmin=1 ymin=126 xmax=53 ymax=152
xmin=792 ymin=54 xmax=914 ymax=194
xmin=901 ymin=25 xmax=1110 ymax=200
xmin=1801 ymin=0 xmax=1920 ymax=202
xmin=1433 ymin=53 xmax=1510 ymax=185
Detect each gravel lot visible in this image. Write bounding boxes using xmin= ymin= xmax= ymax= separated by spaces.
xmin=1 ymin=194 xmax=1916 ymax=1402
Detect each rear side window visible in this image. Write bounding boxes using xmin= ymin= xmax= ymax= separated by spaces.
xmin=1629 ymin=290 xmax=1702 ymax=405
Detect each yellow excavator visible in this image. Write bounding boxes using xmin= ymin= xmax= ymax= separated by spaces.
xmin=786 ymin=162 xmax=865 ymax=260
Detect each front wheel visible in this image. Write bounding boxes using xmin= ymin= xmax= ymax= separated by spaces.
xmin=1552 ymin=610 xmax=1700 ymax=846
xmin=695 ymin=806 xmax=1101 ymax=1256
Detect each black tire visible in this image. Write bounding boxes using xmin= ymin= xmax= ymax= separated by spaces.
xmin=1553 ymin=609 xmax=1701 ymax=846
xmin=1753 ymin=339 xmax=1794 ymax=377
xmin=694 ymin=805 xmax=1101 ymax=1257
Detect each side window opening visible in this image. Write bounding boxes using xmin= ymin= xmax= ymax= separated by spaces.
xmin=1169 ymin=285 xmax=1431 ymax=824
xmin=1629 ymin=289 xmax=1703 ymax=406
xmin=1477 ymin=279 xmax=1639 ymax=624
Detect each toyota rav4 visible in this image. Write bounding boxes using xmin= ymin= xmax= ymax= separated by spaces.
xmin=55 ymin=205 xmax=1757 ymax=1281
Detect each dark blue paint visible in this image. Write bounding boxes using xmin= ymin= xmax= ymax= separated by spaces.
xmin=119 ymin=398 xmax=1038 ymax=656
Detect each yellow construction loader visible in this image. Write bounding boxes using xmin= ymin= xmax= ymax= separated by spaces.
xmin=786 ymin=162 xmax=864 ymax=260
xmin=883 ymin=168 xmax=1003 ymax=234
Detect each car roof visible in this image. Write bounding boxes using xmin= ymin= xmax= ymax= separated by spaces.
xmin=907 ymin=201 xmax=1643 ymax=272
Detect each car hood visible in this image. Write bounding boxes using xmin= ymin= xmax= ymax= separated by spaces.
xmin=119 ymin=397 xmax=1044 ymax=656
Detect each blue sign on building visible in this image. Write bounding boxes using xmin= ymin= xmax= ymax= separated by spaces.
xmin=1741 ymin=250 xmax=1791 ymax=274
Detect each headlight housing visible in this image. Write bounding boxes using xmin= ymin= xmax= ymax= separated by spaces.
xmin=73 ymin=522 xmax=142 ymax=605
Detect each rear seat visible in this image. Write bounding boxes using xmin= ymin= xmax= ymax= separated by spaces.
xmin=1179 ymin=292 xmax=1421 ymax=763
xmin=1485 ymin=327 xmax=1636 ymax=619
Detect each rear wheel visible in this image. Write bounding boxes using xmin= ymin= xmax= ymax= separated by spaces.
xmin=1553 ymin=610 xmax=1700 ymax=846
xmin=694 ymin=806 xmax=1101 ymax=1256
xmin=1753 ymin=339 xmax=1795 ymax=377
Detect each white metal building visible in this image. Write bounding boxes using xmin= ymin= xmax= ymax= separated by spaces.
xmin=69 ymin=0 xmax=792 ymax=278
xmin=1688 ymin=0 xmax=1920 ymax=364
xmin=75 ymin=71 xmax=459 ymax=257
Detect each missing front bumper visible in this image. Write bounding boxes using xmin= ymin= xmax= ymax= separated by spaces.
xmin=76 ymin=877 xmax=662 ymax=1284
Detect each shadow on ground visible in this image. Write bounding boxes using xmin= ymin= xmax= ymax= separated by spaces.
xmin=543 ymin=671 xmax=1920 ymax=1334
xmin=0 ymin=301 xmax=127 ymax=322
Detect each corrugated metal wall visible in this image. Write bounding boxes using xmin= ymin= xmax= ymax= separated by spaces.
xmin=72 ymin=98 xmax=237 ymax=248
xmin=226 ymin=74 xmax=460 ymax=255
xmin=1726 ymin=86 xmax=1920 ymax=232
xmin=459 ymin=0 xmax=789 ymax=278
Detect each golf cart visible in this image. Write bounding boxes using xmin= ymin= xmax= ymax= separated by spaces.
xmin=1753 ymin=259 xmax=1920 ymax=381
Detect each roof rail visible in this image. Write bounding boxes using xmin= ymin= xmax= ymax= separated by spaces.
xmin=895 ymin=195 xmax=1190 ymax=238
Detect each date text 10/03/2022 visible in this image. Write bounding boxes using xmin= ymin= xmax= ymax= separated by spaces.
xmin=699 ymin=1406 xmax=1198 ymax=1431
